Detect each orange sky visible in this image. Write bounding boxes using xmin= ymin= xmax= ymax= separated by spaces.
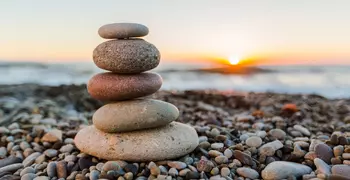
xmin=1 ymin=0 xmax=350 ymax=65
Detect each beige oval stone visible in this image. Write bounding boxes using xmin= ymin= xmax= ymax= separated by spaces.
xmin=98 ymin=23 xmax=149 ymax=39
xmin=74 ymin=122 xmax=199 ymax=161
xmin=93 ymin=39 xmax=160 ymax=73
xmin=93 ymin=99 xmax=179 ymax=133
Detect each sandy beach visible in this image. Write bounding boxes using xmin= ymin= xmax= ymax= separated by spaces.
xmin=0 ymin=84 xmax=349 ymax=179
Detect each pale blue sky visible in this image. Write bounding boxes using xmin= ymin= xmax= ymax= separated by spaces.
xmin=1 ymin=0 xmax=350 ymax=64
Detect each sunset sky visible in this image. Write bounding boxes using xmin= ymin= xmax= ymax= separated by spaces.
xmin=1 ymin=0 xmax=350 ymax=65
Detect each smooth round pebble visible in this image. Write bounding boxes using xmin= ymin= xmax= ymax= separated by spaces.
xmin=20 ymin=167 xmax=35 ymax=176
xmin=220 ymin=167 xmax=230 ymax=177
xmin=315 ymin=143 xmax=333 ymax=164
xmin=245 ymin=136 xmax=263 ymax=147
xmin=93 ymin=99 xmax=179 ymax=133
xmin=88 ymin=72 xmax=162 ymax=101
xmin=224 ymin=149 xmax=233 ymax=158
xmin=21 ymin=173 xmax=37 ymax=180
xmin=237 ymin=167 xmax=259 ymax=179
xmin=331 ymin=164 xmax=350 ymax=177
xmin=75 ymin=122 xmax=198 ymax=161
xmin=314 ymin=158 xmax=331 ymax=175
xmin=262 ymin=161 xmax=312 ymax=180
xmin=93 ymin=39 xmax=160 ymax=73
xmin=269 ymin=129 xmax=286 ymax=140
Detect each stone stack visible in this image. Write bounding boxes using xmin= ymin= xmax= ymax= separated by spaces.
xmin=74 ymin=23 xmax=199 ymax=161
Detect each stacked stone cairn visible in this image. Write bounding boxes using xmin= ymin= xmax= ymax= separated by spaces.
xmin=74 ymin=23 xmax=199 ymax=161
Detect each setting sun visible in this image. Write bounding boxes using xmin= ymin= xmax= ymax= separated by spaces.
xmin=228 ymin=56 xmax=241 ymax=65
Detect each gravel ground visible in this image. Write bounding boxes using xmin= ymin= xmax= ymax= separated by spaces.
xmin=0 ymin=84 xmax=349 ymax=180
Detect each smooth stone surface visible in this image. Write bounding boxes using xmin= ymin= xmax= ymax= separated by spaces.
xmin=293 ymin=125 xmax=311 ymax=136
xmin=315 ymin=143 xmax=333 ymax=164
xmin=236 ymin=167 xmax=259 ymax=179
xmin=93 ymin=39 xmax=160 ymax=73
xmin=88 ymin=72 xmax=162 ymax=101
xmin=0 ymin=157 xmax=22 ymax=168
xmin=47 ymin=162 xmax=56 ymax=177
xmin=233 ymin=150 xmax=253 ymax=165
xmin=98 ymin=23 xmax=149 ymax=39
xmin=261 ymin=161 xmax=312 ymax=180
xmin=259 ymin=140 xmax=283 ymax=156
xmin=74 ymin=122 xmax=199 ymax=161
xmin=331 ymin=165 xmax=350 ymax=177
xmin=245 ymin=136 xmax=263 ymax=147
xmin=22 ymin=152 xmax=41 ymax=167
xmin=269 ymin=129 xmax=286 ymax=140
xmin=93 ymin=99 xmax=179 ymax=133
xmin=21 ymin=173 xmax=37 ymax=180
xmin=314 ymin=158 xmax=331 ymax=175
xmin=0 ymin=163 xmax=23 ymax=172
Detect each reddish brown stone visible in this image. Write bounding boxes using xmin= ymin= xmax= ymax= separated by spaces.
xmin=282 ymin=103 xmax=298 ymax=112
xmin=87 ymin=72 xmax=162 ymax=101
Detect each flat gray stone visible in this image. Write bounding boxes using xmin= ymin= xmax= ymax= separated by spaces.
xmin=261 ymin=161 xmax=312 ymax=180
xmin=0 ymin=163 xmax=23 ymax=173
xmin=331 ymin=165 xmax=350 ymax=177
xmin=98 ymin=23 xmax=149 ymax=39
xmin=93 ymin=99 xmax=179 ymax=133
xmin=0 ymin=157 xmax=22 ymax=168
xmin=74 ymin=122 xmax=198 ymax=161
xmin=22 ymin=152 xmax=41 ymax=167
xmin=93 ymin=39 xmax=160 ymax=73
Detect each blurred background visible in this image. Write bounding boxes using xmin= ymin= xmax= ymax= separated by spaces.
xmin=0 ymin=0 xmax=349 ymax=98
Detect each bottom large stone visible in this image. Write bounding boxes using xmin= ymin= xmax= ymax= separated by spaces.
xmin=74 ymin=122 xmax=199 ymax=161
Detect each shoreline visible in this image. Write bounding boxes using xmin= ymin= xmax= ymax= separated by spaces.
xmin=0 ymin=84 xmax=349 ymax=179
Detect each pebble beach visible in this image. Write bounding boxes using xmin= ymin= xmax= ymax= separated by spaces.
xmin=0 ymin=84 xmax=349 ymax=180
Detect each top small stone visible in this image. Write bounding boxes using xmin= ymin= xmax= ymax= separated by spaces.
xmin=98 ymin=23 xmax=149 ymax=39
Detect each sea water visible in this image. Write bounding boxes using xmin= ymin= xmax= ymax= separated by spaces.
xmin=0 ymin=61 xmax=349 ymax=98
